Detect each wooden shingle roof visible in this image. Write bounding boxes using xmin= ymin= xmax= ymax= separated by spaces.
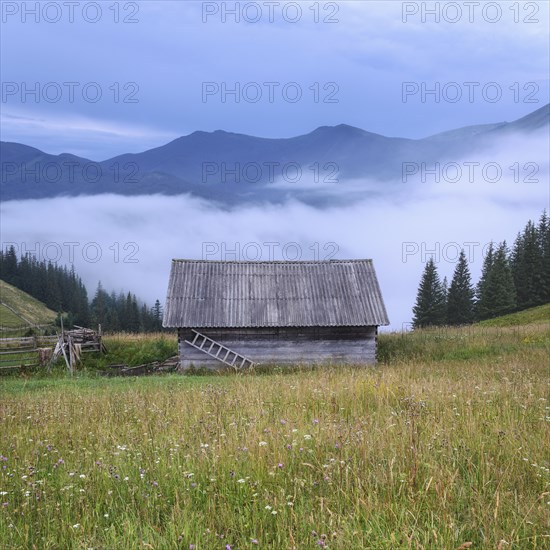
xmin=163 ymin=259 xmax=389 ymax=328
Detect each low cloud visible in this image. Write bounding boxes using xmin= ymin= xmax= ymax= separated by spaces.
xmin=1 ymin=131 xmax=547 ymax=330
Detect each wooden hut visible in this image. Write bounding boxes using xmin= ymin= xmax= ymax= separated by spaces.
xmin=163 ymin=259 xmax=389 ymax=369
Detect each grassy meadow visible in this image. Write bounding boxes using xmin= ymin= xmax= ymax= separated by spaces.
xmin=0 ymin=311 xmax=549 ymax=548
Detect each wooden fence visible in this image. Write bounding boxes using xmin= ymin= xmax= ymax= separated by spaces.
xmin=0 ymin=335 xmax=58 ymax=370
xmin=0 ymin=327 xmax=104 ymax=372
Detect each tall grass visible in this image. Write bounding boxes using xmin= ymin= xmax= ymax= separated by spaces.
xmin=0 ymin=342 xmax=548 ymax=548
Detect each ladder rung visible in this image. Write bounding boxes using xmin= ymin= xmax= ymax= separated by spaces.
xmin=185 ymin=330 xmax=255 ymax=369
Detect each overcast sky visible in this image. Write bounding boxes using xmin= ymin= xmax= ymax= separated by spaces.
xmin=1 ymin=0 xmax=549 ymax=159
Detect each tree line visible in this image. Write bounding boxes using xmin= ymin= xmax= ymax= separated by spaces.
xmin=413 ymin=211 xmax=550 ymax=328
xmin=0 ymin=247 xmax=164 ymax=333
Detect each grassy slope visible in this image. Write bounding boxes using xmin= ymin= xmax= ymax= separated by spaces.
xmin=378 ymin=304 xmax=550 ymax=364
xmin=0 ymin=307 xmax=548 ymax=547
xmin=477 ymin=303 xmax=549 ymax=327
xmin=0 ymin=351 xmax=547 ymax=548
xmin=0 ymin=279 xmax=57 ymax=328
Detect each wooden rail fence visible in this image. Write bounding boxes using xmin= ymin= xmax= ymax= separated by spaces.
xmin=0 ymin=326 xmax=104 ymax=372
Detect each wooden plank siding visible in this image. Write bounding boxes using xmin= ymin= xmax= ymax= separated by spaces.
xmin=177 ymin=326 xmax=378 ymax=369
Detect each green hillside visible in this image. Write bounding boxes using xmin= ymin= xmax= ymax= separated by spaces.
xmin=0 ymin=279 xmax=57 ymax=329
xmin=476 ymin=303 xmax=549 ymax=327
xmin=379 ymin=303 xmax=549 ymax=364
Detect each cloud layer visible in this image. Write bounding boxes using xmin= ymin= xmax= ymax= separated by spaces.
xmin=1 ymin=131 xmax=547 ymax=330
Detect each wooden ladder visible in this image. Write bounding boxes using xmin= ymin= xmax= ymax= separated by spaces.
xmin=184 ymin=329 xmax=256 ymax=370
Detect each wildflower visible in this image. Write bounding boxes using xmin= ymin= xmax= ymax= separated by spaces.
xmin=72 ymin=524 xmax=80 ymax=529
xmin=280 ymin=419 xmax=287 ymax=425
xmin=2 ymin=502 xmax=8 ymax=507
xmin=251 ymin=539 xmax=258 ymax=545
xmin=271 ymin=510 xmax=277 ymax=515
xmin=79 ymin=474 xmax=85 ymax=479
xmin=104 ymin=514 xmax=109 ymax=518
xmin=0 ymin=492 xmax=7 ymax=496
xmin=259 ymin=441 xmax=268 ymax=447
xmin=313 ymin=419 xmax=319 ymax=425
xmin=278 ymin=463 xmax=283 ymax=468
xmin=265 ymin=505 xmax=272 ymax=510
xmin=123 ymin=477 xmax=129 ymax=481
xmin=286 ymin=444 xmax=292 ymax=450
xmin=304 ymin=435 xmax=312 ymax=440
xmin=237 ymin=479 xmax=246 ymax=484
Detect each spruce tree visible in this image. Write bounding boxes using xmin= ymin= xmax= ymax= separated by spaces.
xmin=478 ymin=242 xmax=516 ymax=319
xmin=476 ymin=243 xmax=494 ymax=320
xmin=511 ymin=220 xmax=543 ymax=309
xmin=538 ymin=210 xmax=550 ymax=303
xmin=412 ymin=258 xmax=446 ymax=328
xmin=447 ymin=249 xmax=475 ymax=325
xmin=152 ymin=299 xmax=163 ymax=331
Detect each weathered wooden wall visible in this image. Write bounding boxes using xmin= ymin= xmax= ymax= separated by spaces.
xmin=177 ymin=326 xmax=378 ymax=369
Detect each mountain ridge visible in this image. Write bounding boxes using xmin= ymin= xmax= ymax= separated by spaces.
xmin=1 ymin=103 xmax=548 ymax=204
